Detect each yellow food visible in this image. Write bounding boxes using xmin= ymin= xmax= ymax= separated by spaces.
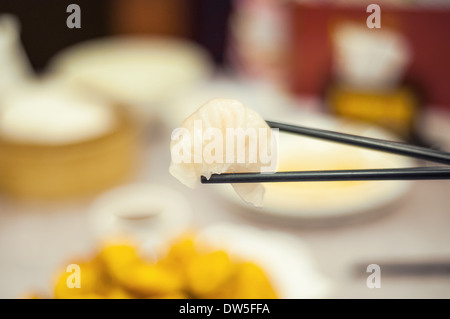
xmin=185 ymin=250 xmax=235 ymax=297
xmin=212 ymin=262 xmax=278 ymax=299
xmin=120 ymin=262 xmax=183 ymax=296
xmin=96 ymin=242 xmax=140 ymax=281
xmin=35 ymin=235 xmax=278 ymax=299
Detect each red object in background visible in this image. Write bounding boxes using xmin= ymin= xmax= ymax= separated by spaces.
xmin=288 ymin=3 xmax=450 ymax=110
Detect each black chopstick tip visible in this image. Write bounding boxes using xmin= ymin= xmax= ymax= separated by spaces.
xmin=200 ymin=176 xmax=208 ymax=183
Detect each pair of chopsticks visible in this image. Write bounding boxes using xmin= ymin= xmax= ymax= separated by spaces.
xmin=201 ymin=121 xmax=450 ymax=184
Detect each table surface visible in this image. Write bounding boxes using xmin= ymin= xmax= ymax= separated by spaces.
xmin=1 ymin=108 xmax=450 ymax=299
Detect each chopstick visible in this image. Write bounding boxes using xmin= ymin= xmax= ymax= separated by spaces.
xmin=265 ymin=121 xmax=450 ymax=165
xmin=200 ymin=121 xmax=450 ymax=184
xmin=201 ymin=167 xmax=450 ymax=184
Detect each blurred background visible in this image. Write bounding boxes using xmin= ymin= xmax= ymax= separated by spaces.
xmin=0 ymin=0 xmax=450 ymax=299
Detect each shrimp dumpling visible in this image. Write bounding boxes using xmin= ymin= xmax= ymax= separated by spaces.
xmin=169 ymin=98 xmax=276 ymax=207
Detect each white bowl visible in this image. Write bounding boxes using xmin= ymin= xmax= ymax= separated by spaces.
xmin=88 ymin=183 xmax=193 ymax=251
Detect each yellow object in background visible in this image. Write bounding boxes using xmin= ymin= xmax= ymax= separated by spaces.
xmin=185 ymin=250 xmax=235 ymax=297
xmin=327 ymin=85 xmax=419 ymax=141
xmin=37 ymin=236 xmax=278 ymax=299
xmin=215 ymin=262 xmax=278 ymax=299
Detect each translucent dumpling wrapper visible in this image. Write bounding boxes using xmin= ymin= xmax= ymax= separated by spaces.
xmin=169 ymin=98 xmax=277 ymax=207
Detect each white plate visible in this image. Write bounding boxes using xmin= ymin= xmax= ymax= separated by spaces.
xmin=214 ymin=112 xmax=414 ymax=223
xmin=47 ymin=37 xmax=214 ymax=123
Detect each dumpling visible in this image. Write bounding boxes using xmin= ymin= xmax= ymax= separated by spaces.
xmin=169 ymin=98 xmax=276 ymax=207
